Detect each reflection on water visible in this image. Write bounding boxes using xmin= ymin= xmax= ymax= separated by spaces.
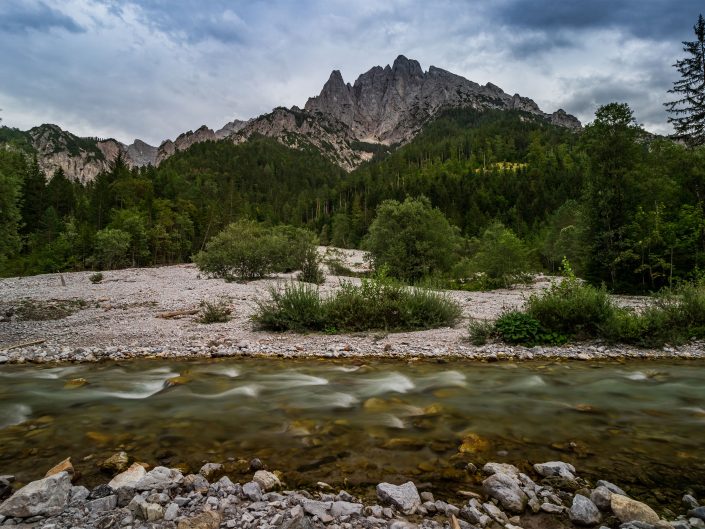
xmin=0 ymin=358 xmax=703 ymax=506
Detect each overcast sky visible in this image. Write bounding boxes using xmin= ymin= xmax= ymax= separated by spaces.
xmin=0 ymin=0 xmax=702 ymax=145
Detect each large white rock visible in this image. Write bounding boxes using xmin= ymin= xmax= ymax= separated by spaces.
xmin=134 ymin=466 xmax=183 ymax=491
xmin=610 ymin=493 xmax=660 ymax=525
xmin=569 ymin=494 xmax=602 ymax=526
xmin=482 ymin=473 xmax=528 ymax=514
xmin=0 ymin=471 xmax=72 ymax=518
xmin=108 ymin=463 xmax=147 ymax=490
xmin=533 ymin=461 xmax=576 ymax=480
xmin=376 ymin=481 xmax=421 ymax=515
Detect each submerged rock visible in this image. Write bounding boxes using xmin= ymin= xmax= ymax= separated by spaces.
xmin=45 ymin=457 xmax=74 ymax=480
xmin=99 ymin=451 xmax=130 ymax=473
xmin=0 ymin=471 xmax=72 ymax=518
xmin=376 ymin=481 xmax=422 ymax=514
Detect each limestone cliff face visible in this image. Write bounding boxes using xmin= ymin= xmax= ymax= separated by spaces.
xmin=20 ymin=124 xmax=159 ymax=182
xmin=231 ymin=107 xmax=372 ymax=171
xmin=156 ymin=125 xmax=217 ymax=165
xmin=304 ymin=55 xmax=581 ymax=146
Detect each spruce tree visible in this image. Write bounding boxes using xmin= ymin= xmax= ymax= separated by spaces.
xmin=665 ymin=14 xmax=705 ymax=147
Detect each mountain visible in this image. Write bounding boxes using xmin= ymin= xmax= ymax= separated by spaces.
xmin=304 ymin=55 xmax=580 ymax=145
xmin=0 ymin=55 xmax=580 ymax=181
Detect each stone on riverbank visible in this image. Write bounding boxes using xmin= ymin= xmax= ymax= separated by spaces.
xmin=611 ymin=493 xmax=660 ymax=524
xmin=108 ymin=462 xmax=147 ymax=490
xmin=482 ymin=472 xmax=527 ymax=513
xmin=534 ymin=461 xmax=576 ymax=480
xmin=135 ymin=466 xmax=184 ymax=491
xmin=253 ymin=470 xmax=281 ymax=491
xmin=376 ymin=481 xmax=421 ymax=514
xmin=0 ymin=471 xmax=72 ymax=518
xmin=177 ymin=510 xmax=222 ymax=529
xmin=570 ymin=494 xmax=602 ymax=526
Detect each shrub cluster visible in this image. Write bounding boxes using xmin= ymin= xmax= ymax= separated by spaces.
xmin=193 ymin=220 xmax=322 ymax=282
xmin=197 ymin=298 xmax=232 ymax=324
xmin=253 ymin=276 xmax=462 ymax=333
xmin=472 ymin=261 xmax=705 ymax=347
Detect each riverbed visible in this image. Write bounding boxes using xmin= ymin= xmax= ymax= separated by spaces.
xmin=1 ymin=358 xmax=703 ymax=511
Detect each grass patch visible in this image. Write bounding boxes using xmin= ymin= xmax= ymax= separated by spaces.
xmin=253 ymin=278 xmax=462 ymax=333
xmin=467 ymin=319 xmax=494 ymax=345
xmin=198 ymin=299 xmax=232 ymax=324
xmin=15 ymin=298 xmax=87 ymax=321
xmin=89 ymin=272 xmax=104 ymax=284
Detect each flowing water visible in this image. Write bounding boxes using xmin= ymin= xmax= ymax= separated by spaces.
xmin=1 ymin=358 xmax=703 ymax=507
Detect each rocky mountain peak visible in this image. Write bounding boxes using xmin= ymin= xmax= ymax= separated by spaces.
xmin=305 ymin=56 xmax=581 ymax=146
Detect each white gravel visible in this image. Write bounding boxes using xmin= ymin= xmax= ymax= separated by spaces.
xmin=0 ymin=248 xmax=700 ymax=363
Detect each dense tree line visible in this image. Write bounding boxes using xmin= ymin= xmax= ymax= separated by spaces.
xmin=1 ymin=105 xmax=704 ymax=293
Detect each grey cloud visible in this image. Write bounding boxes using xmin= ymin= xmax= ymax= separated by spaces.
xmin=495 ymin=1 xmax=704 ymax=43
xmin=0 ymin=1 xmax=84 ymax=34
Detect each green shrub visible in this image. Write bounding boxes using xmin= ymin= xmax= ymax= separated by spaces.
xmin=525 ymin=261 xmax=615 ymax=338
xmin=253 ymin=277 xmax=462 ymax=333
xmin=198 ymin=299 xmax=232 ymax=324
xmin=467 ymin=318 xmax=495 ymax=345
xmin=495 ymin=311 xmax=542 ymax=344
xmin=89 ymin=272 xmax=103 ymax=284
xmin=193 ymin=220 xmax=282 ymax=281
xmin=603 ymin=282 xmax=705 ymax=346
xmin=297 ymin=245 xmax=325 ymax=284
xmin=494 ymin=311 xmax=568 ymax=346
xmin=193 ymin=221 xmax=321 ymax=282
xmin=363 ymin=196 xmax=462 ymax=282
xmin=466 ymin=222 xmax=534 ymax=288
xmin=253 ymin=283 xmax=325 ymax=332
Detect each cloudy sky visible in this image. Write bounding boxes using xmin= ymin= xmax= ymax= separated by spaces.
xmin=0 ymin=0 xmax=702 ymax=145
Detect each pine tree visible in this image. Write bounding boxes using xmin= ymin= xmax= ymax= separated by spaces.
xmin=665 ymin=14 xmax=705 ymax=147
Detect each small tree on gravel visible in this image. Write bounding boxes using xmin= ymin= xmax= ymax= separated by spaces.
xmin=363 ymin=196 xmax=462 ymax=282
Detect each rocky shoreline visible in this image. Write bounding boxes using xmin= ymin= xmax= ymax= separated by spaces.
xmin=1 ymin=339 xmax=705 ymax=366
xmin=0 ymin=457 xmax=702 ymax=529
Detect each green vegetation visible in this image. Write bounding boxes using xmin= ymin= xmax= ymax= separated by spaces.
xmin=363 ymin=196 xmax=461 ymax=282
xmin=89 ymin=272 xmax=103 ymax=284
xmin=2 ymin=100 xmax=705 ymax=300
xmin=479 ymin=260 xmax=705 ymax=347
xmin=192 ymin=220 xmax=320 ymax=282
xmin=15 ymin=298 xmax=87 ymax=321
xmin=665 ymin=14 xmax=705 ymax=147
xmin=253 ymin=275 xmax=462 ymax=333
xmin=197 ymin=298 xmax=232 ymax=324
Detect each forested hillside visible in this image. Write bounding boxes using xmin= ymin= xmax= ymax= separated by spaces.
xmin=2 ymin=106 xmax=704 ymax=293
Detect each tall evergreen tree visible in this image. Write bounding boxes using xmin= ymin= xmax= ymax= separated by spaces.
xmin=665 ymin=14 xmax=705 ymax=147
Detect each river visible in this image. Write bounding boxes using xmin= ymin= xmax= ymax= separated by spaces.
xmin=1 ymin=358 xmax=703 ymax=508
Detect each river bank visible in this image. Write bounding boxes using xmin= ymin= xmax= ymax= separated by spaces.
xmin=1 ymin=260 xmax=702 ymax=365
xmin=0 ymin=456 xmax=703 ymax=529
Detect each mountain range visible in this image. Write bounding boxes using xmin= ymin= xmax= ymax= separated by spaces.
xmin=0 ymin=56 xmax=580 ymax=182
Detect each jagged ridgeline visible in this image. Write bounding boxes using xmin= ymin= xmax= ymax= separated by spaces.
xmin=0 ymin=55 xmax=580 ymax=181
